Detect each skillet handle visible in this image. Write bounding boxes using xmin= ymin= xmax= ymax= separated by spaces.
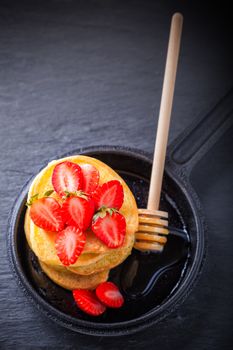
xmin=167 ymin=88 xmax=233 ymax=177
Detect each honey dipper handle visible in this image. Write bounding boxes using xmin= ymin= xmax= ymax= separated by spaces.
xmin=147 ymin=13 xmax=183 ymax=210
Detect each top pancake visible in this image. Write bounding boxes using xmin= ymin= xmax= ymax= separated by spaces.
xmin=26 ymin=155 xmax=138 ymax=268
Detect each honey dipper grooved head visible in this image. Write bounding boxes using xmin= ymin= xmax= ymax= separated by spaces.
xmin=134 ymin=209 xmax=169 ymax=252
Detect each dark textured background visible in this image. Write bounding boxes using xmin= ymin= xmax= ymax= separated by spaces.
xmin=1 ymin=1 xmax=233 ymax=349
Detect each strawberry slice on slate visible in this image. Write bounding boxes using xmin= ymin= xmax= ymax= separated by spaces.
xmin=55 ymin=226 xmax=86 ymax=266
xmin=92 ymin=210 xmax=126 ymax=248
xmin=29 ymin=197 xmax=64 ymax=232
xmin=62 ymin=194 xmax=95 ymax=231
xmin=92 ymin=180 xmax=124 ymax=210
xmin=96 ymin=282 xmax=124 ymax=308
xmin=80 ymin=164 xmax=100 ymax=194
xmin=73 ymin=289 xmax=106 ymax=316
xmin=52 ymin=161 xmax=83 ymax=197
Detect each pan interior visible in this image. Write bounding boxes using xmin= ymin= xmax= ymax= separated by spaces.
xmin=13 ymin=149 xmax=195 ymax=323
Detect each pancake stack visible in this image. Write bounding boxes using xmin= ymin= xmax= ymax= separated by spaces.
xmin=24 ymin=155 xmax=138 ymax=290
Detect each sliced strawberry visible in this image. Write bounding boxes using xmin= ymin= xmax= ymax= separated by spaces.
xmin=55 ymin=226 xmax=86 ymax=266
xmin=52 ymin=161 xmax=83 ymax=197
xmin=62 ymin=195 xmax=95 ymax=231
xmin=73 ymin=289 xmax=106 ymax=316
xmin=92 ymin=211 xmax=126 ymax=248
xmin=29 ymin=197 xmax=64 ymax=232
xmin=92 ymin=180 xmax=124 ymax=210
xmin=80 ymin=164 xmax=100 ymax=194
xmin=96 ymin=282 xmax=124 ymax=308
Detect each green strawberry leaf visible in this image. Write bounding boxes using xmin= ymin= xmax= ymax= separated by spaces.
xmin=44 ymin=190 xmax=54 ymax=197
xmin=26 ymin=193 xmax=39 ymax=207
xmin=64 ymin=190 xmax=89 ymax=200
xmin=76 ymin=190 xmax=89 ymax=200
xmin=64 ymin=190 xmax=76 ymax=198
xmin=92 ymin=206 xmax=119 ymax=222
xmin=106 ymin=207 xmax=118 ymax=216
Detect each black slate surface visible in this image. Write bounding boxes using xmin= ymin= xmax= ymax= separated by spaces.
xmin=1 ymin=1 xmax=233 ymax=349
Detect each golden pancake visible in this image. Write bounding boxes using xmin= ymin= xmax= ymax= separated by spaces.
xmin=39 ymin=261 xmax=109 ymax=290
xmin=25 ymin=155 xmax=138 ymax=273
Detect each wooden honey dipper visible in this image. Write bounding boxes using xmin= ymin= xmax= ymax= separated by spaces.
xmin=134 ymin=13 xmax=183 ymax=252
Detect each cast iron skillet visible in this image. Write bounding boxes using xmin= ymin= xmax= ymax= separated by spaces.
xmin=7 ymin=90 xmax=233 ymax=336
